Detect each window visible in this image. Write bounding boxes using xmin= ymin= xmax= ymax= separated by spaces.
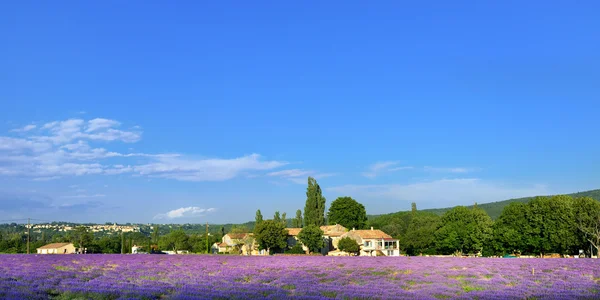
xmin=387 ymin=250 xmax=393 ymax=256
xmin=364 ymin=241 xmax=371 ymax=247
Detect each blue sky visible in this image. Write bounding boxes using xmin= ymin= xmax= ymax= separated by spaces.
xmin=1 ymin=1 xmax=599 ymax=224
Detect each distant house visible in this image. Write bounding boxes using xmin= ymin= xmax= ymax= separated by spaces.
xmin=36 ymin=243 xmax=76 ymax=254
xmin=285 ymin=228 xmax=308 ymax=253
xmin=214 ymin=233 xmax=265 ymax=255
xmin=286 ymin=225 xmax=348 ymax=254
xmin=339 ymin=227 xmax=400 ymax=256
xmin=320 ymin=224 xmax=348 ymax=252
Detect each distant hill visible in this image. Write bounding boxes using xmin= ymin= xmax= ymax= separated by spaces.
xmin=369 ymin=189 xmax=600 ymax=220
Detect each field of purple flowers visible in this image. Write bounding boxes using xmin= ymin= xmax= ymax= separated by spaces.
xmin=0 ymin=255 xmax=599 ymax=299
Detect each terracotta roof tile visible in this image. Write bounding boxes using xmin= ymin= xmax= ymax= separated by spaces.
xmin=349 ymin=229 xmax=394 ymax=239
xmin=286 ymin=228 xmax=302 ymax=236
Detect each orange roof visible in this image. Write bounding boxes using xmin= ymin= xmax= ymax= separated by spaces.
xmin=286 ymin=228 xmax=302 ymax=236
xmin=320 ymin=224 xmax=348 ymax=236
xmin=37 ymin=243 xmax=72 ymax=249
xmin=349 ymin=229 xmax=394 ymax=239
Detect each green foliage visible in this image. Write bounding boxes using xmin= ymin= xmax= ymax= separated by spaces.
xmin=435 ymin=206 xmax=493 ymax=255
xmin=337 ymin=237 xmax=360 ymax=253
xmin=274 ymin=211 xmax=281 ymax=222
xmin=293 ymin=209 xmax=303 ymax=228
xmin=304 ymin=177 xmax=326 ymax=227
xmin=285 ymin=244 xmax=305 ymax=254
xmin=253 ymin=220 xmax=288 ymax=253
xmin=327 ymin=197 xmax=367 ymax=230
xmin=297 ymin=225 xmax=324 ymax=253
xmin=403 ymin=212 xmax=441 ymax=255
xmin=255 ymin=210 xmax=263 ymax=226
xmin=369 ymin=189 xmax=600 ymax=220
xmin=573 ymin=197 xmax=600 ymax=255
xmin=158 ymin=228 xmax=189 ymax=253
xmin=69 ymin=226 xmax=93 ymax=251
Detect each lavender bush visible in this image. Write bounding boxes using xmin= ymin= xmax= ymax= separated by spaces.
xmin=0 ymin=255 xmax=598 ymax=299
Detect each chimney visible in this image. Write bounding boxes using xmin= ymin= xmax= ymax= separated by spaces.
xmin=371 ymin=227 xmax=373 ymax=231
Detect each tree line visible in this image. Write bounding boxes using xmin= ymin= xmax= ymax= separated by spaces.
xmin=369 ymin=195 xmax=600 ymax=257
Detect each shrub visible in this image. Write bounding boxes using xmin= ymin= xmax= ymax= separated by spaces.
xmin=337 ymin=237 xmax=360 ymax=253
xmin=285 ymin=244 xmax=305 ymax=254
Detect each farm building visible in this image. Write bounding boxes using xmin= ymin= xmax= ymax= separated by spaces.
xmin=340 ymin=227 xmax=400 ymax=256
xmin=36 ymin=243 xmax=76 ymax=254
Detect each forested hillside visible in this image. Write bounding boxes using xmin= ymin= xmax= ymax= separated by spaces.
xmin=369 ymin=189 xmax=600 ymax=221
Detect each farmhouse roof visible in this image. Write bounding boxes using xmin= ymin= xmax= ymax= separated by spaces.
xmin=286 ymin=228 xmax=302 ymax=236
xmin=37 ymin=243 xmax=72 ymax=249
xmin=350 ymin=229 xmax=394 ymax=239
xmin=320 ymin=224 xmax=348 ymax=237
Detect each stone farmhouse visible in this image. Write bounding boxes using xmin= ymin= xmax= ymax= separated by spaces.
xmin=36 ymin=243 xmax=76 ymax=254
xmin=340 ymin=227 xmax=400 ymax=256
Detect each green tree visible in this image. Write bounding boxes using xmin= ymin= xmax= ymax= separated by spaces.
xmin=293 ymin=209 xmax=303 ymax=228
xmin=274 ymin=211 xmax=281 ymax=223
xmin=152 ymin=225 xmax=160 ymax=245
xmin=255 ymin=210 xmax=263 ymax=226
xmin=337 ymin=237 xmax=360 ymax=254
xmin=281 ymin=212 xmax=287 ymax=226
xmin=404 ymin=212 xmax=440 ymax=255
xmin=70 ymin=226 xmax=93 ymax=253
xmin=573 ymin=197 xmax=600 ymax=257
xmin=159 ymin=229 xmax=189 ymax=253
xmin=526 ymin=196 xmax=578 ymax=255
xmin=411 ymin=202 xmax=417 ymax=215
xmin=297 ymin=225 xmax=324 ymax=254
xmin=492 ymin=202 xmax=530 ymax=255
xmin=435 ymin=206 xmax=493 ymax=255
xmin=327 ymin=197 xmax=367 ymax=230
xmin=304 ymin=177 xmax=326 ymax=227
xmin=253 ymin=220 xmax=288 ymax=253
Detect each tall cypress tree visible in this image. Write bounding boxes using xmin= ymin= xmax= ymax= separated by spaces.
xmin=304 ymin=177 xmax=326 ymax=227
xmin=294 ymin=209 xmax=303 ymax=228
xmin=255 ymin=210 xmax=263 ymax=226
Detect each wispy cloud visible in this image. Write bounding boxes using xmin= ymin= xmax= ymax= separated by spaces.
xmin=0 ymin=118 xmax=287 ymax=182
xmin=60 ymin=194 xmax=106 ymax=199
xmin=11 ymin=124 xmax=37 ymax=133
xmin=136 ymin=154 xmax=287 ymax=182
xmin=424 ymin=166 xmax=479 ymax=173
xmin=267 ymin=168 xmax=335 ymax=184
xmin=154 ymin=207 xmax=216 ymax=219
xmin=327 ymin=178 xmax=549 ymax=206
xmin=362 ymin=161 xmax=413 ymax=178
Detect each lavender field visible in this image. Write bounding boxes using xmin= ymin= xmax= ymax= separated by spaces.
xmin=1 ymin=255 xmax=599 ymax=299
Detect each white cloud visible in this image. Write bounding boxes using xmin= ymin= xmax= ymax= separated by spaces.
xmin=11 ymin=124 xmax=37 ymax=132
xmin=154 ymin=207 xmax=216 ymax=219
xmin=1 ymin=118 xmax=286 ymax=182
xmin=327 ymin=178 xmax=550 ymax=206
xmin=0 ymin=137 xmax=51 ymax=152
xmin=267 ymin=168 xmax=335 ymax=184
xmin=267 ymin=169 xmax=313 ymax=178
xmin=362 ymin=161 xmax=412 ymax=178
xmin=34 ymin=118 xmax=141 ymax=144
xmin=60 ymin=194 xmax=106 ymax=199
xmin=136 ymin=154 xmax=287 ymax=182
xmin=424 ymin=166 xmax=477 ymax=173
xmin=86 ymin=118 xmax=120 ymax=132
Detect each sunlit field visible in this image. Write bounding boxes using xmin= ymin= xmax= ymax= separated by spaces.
xmin=1 ymin=255 xmax=599 ymax=299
